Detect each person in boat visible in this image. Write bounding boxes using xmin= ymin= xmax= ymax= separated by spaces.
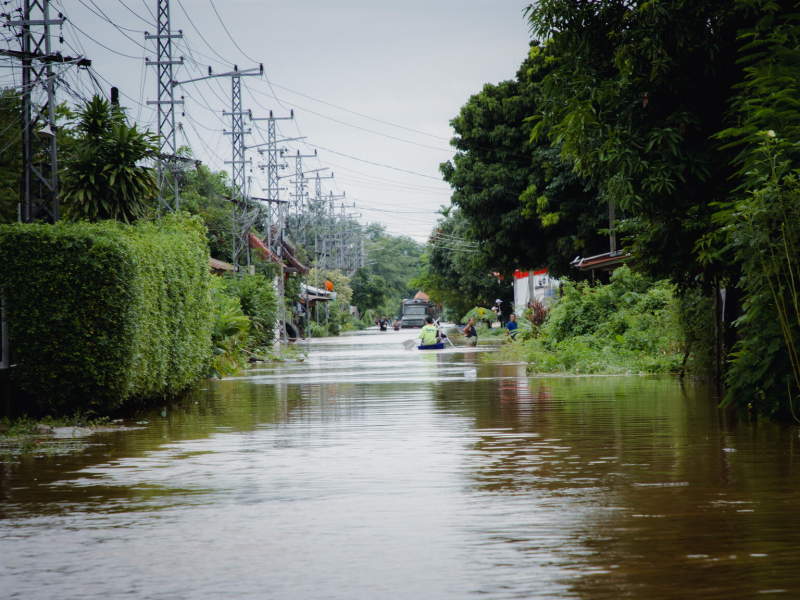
xmin=419 ymin=317 xmax=442 ymax=347
xmin=463 ymin=317 xmax=478 ymax=347
xmin=379 ymin=315 xmax=390 ymax=331
xmin=506 ymin=313 xmax=519 ymax=341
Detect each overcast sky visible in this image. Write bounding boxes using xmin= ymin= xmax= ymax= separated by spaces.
xmin=5 ymin=1 xmax=533 ymax=241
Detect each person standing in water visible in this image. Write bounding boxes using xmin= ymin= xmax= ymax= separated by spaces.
xmin=463 ymin=317 xmax=478 ymax=347
xmin=379 ymin=315 xmax=390 ymax=331
xmin=506 ymin=313 xmax=519 ymax=341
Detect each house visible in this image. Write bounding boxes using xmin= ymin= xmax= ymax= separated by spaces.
xmin=570 ymin=250 xmax=631 ymax=282
xmin=512 ymin=269 xmax=559 ymax=314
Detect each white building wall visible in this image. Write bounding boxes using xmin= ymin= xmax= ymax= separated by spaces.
xmin=513 ymin=271 xmax=560 ymax=315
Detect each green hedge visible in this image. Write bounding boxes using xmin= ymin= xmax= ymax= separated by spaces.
xmin=0 ymin=213 xmax=213 ymax=413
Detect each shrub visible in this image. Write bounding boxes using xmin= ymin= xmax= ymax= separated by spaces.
xmin=208 ymin=278 xmax=250 ymax=378
xmin=461 ymin=306 xmax=498 ymax=326
xmin=493 ymin=267 xmax=685 ymax=375
xmin=216 ymin=273 xmax=278 ymax=350
xmin=0 ymin=213 xmax=213 ymax=414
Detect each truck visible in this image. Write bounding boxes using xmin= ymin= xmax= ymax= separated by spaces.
xmin=398 ymin=299 xmax=442 ymax=328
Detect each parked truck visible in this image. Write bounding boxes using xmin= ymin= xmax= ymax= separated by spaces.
xmin=398 ymin=299 xmax=442 ymax=328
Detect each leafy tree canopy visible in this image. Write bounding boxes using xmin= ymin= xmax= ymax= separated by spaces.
xmin=525 ymin=0 xmax=753 ymax=285
xmin=410 ymin=209 xmax=513 ymax=319
xmin=440 ymin=43 xmax=608 ymax=279
xmin=60 ymin=96 xmax=159 ymax=223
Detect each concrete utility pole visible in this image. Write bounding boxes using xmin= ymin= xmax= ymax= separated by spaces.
xmin=145 ymin=0 xmax=183 ymax=212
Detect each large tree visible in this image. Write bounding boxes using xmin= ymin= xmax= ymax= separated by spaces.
xmin=440 ymin=43 xmax=608 ymax=279
xmin=411 ymin=209 xmax=513 ymax=319
xmin=525 ymin=0 xmax=753 ymax=285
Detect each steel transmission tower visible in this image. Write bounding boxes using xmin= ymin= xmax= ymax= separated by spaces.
xmin=11 ymin=1 xmax=63 ymax=222
xmin=250 ymin=110 xmax=293 ymax=202
xmin=226 ymin=73 xmax=249 ymax=271
xmin=174 ymin=65 xmax=261 ymax=272
xmin=145 ymin=1 xmax=183 ymax=212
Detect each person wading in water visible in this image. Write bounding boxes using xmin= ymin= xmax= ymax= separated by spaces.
xmin=379 ymin=315 xmax=390 ymax=331
xmin=463 ymin=317 xmax=478 ymax=347
xmin=506 ymin=313 xmax=519 ymax=341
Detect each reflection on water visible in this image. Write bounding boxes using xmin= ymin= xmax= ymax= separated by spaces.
xmin=1 ymin=329 xmax=799 ymax=599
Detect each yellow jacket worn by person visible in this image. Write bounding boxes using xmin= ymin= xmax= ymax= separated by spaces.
xmin=419 ymin=324 xmax=440 ymax=346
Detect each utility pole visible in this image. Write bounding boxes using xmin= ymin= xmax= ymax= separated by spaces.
xmin=145 ymin=0 xmax=183 ymax=212
xmin=287 ymin=150 xmax=317 ymax=244
xmin=250 ymin=110 xmax=294 ymax=203
xmin=173 ymin=64 xmax=262 ymax=273
xmin=5 ymin=1 xmax=81 ymax=223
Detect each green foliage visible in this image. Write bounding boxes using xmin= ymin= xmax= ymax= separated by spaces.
xmin=675 ymin=288 xmax=717 ymax=381
xmin=525 ymin=1 xmax=749 ymax=285
xmin=440 ymin=43 xmax=607 ymax=278
xmin=362 ymin=223 xmax=425 ymax=315
xmin=711 ymin=135 xmax=800 ymax=418
xmin=461 ymin=307 xmax=498 ymax=326
xmin=217 ymin=274 xmax=278 ymax=350
xmin=351 ymin=267 xmax=387 ymax=315
xmin=0 ymin=213 xmax=213 ymax=414
xmin=177 ymin=157 xmax=236 ymax=262
xmin=308 ymin=268 xmax=353 ymax=305
xmin=504 ymin=267 xmax=684 ymax=375
xmin=410 ymin=209 xmax=513 ymax=320
xmin=0 ymin=89 xmax=22 ymax=224
xmin=208 ymin=277 xmax=250 ymax=379
xmin=60 ymin=96 xmax=159 ymax=223
xmin=307 ymin=321 xmax=329 ymax=338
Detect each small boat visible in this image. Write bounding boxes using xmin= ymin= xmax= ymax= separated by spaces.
xmin=418 ymin=342 xmax=446 ymax=350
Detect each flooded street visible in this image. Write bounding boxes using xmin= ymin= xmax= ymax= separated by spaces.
xmin=2 ymin=329 xmax=800 ymax=599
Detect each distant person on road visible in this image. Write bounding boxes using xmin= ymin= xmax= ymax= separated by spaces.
xmin=506 ymin=313 xmax=519 ymax=341
xmin=494 ymin=299 xmax=504 ymax=327
xmin=419 ymin=317 xmax=441 ymax=347
xmin=379 ymin=315 xmax=390 ymax=331
xmin=463 ymin=317 xmax=478 ymax=347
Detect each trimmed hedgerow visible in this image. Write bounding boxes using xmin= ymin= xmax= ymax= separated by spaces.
xmin=0 ymin=213 xmax=213 ymax=414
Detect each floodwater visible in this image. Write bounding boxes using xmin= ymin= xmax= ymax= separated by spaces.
xmin=2 ymin=330 xmax=800 ymax=599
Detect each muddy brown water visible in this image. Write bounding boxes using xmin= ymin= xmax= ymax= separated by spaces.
xmin=1 ymin=329 xmax=799 ymax=599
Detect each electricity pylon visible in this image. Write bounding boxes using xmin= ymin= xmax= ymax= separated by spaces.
xmin=5 ymin=1 xmax=76 ymax=222
xmin=145 ymin=0 xmax=183 ymax=212
xmin=173 ymin=64 xmax=262 ymax=272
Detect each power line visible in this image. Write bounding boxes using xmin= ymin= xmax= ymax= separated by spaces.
xmin=65 ymin=20 xmax=141 ymax=59
xmin=207 ymin=0 xmax=256 ymax=63
xmin=117 ymin=0 xmax=154 ymax=27
xmin=264 ymin=81 xmax=450 ymax=142
xmin=303 ymin=143 xmax=442 ymax=181
xmin=174 ymin=0 xmax=233 ymax=68
xmin=246 ymin=83 xmax=453 ymax=152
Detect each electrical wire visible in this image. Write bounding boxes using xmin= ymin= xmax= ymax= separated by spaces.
xmin=302 ymin=143 xmax=442 ymax=181
xmin=116 ymin=0 xmax=154 ymax=27
xmin=245 ymin=82 xmax=452 ymax=153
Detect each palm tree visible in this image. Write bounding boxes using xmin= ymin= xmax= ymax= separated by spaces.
xmin=60 ymin=96 xmax=159 ymax=222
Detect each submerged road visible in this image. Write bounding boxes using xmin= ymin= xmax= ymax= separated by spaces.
xmin=1 ymin=329 xmax=800 ymax=599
